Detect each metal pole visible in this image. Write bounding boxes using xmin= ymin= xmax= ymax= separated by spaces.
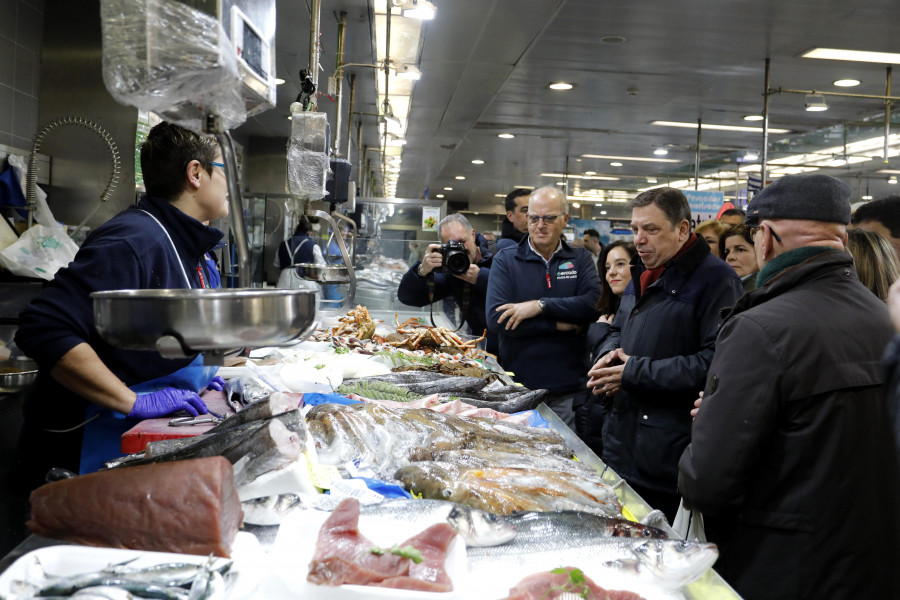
xmin=215 ymin=131 xmax=251 ymax=287
xmin=346 ymin=73 xmax=357 ymax=158
xmin=694 ymin=118 xmax=701 ymax=190
xmin=761 ymin=58 xmax=771 ymax=189
xmin=356 ymin=121 xmax=363 ymax=189
xmin=382 ymin=7 xmax=392 ymax=196
xmin=332 ymin=11 xmax=347 ymax=156
xmin=308 ymin=0 xmax=322 ymax=111
xmin=885 ymin=66 xmax=892 ymax=164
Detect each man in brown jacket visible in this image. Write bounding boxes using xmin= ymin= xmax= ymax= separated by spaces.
xmin=678 ymin=173 xmax=900 ymax=600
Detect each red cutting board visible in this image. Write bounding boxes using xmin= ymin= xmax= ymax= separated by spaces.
xmin=120 ymin=390 xmax=233 ymax=454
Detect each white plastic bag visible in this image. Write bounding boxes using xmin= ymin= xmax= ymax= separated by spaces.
xmin=672 ymin=498 xmax=707 ymax=542
xmin=0 ymin=223 xmax=79 ymax=280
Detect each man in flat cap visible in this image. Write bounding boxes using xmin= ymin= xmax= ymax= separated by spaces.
xmin=678 ymin=173 xmax=900 ymax=600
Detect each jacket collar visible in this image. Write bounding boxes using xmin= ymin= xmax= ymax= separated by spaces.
xmin=724 ymin=249 xmax=852 ymax=320
xmin=516 ymin=234 xmax=576 ymax=261
xmin=136 ymin=195 xmax=225 ymax=258
xmin=631 ymin=234 xmax=712 ymax=298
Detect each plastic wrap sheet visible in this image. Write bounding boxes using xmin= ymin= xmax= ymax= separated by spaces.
xmin=100 ymin=0 xmax=246 ymax=131
xmin=287 ymin=111 xmax=329 ymax=200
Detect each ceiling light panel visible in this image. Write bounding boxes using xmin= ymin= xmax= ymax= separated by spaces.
xmin=651 ymin=120 xmax=791 ymax=134
xmin=803 ymin=47 xmax=900 ymax=64
xmin=581 ymin=154 xmax=679 ymax=163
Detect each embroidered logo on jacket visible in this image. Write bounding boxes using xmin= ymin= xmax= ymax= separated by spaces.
xmin=557 ymin=261 xmax=578 ymax=280
xmin=559 ymin=261 xmax=575 ymax=270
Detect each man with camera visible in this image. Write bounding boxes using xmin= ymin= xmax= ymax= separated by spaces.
xmin=397 ymin=213 xmax=496 ymax=354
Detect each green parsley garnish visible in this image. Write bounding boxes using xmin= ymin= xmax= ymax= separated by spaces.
xmin=369 ymin=544 xmax=424 ymax=564
xmin=546 ymin=567 xmax=590 ymax=598
xmin=314 ymin=364 xmax=326 ymax=370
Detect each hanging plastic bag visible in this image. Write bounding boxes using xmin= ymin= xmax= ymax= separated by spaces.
xmin=672 ymin=498 xmax=707 ymax=542
xmin=0 ymin=223 xmax=80 ymax=280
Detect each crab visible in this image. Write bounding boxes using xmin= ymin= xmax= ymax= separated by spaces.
xmin=385 ymin=317 xmax=487 ymax=354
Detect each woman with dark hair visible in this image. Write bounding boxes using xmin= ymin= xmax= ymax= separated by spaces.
xmin=577 ymin=240 xmax=636 ymax=455
xmin=274 ymin=215 xmax=325 ymax=292
xmin=719 ymin=224 xmax=759 ymax=291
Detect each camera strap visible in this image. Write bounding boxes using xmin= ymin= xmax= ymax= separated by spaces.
xmin=426 ymin=275 xmax=467 ymax=332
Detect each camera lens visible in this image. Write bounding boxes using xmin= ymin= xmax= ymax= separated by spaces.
xmin=446 ymin=250 xmax=470 ymax=274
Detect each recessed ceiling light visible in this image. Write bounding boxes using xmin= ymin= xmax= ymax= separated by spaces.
xmin=498 ymin=133 xmax=515 ymax=139
xmin=803 ymin=47 xmax=900 ymax=65
xmin=443 ymin=187 xmax=453 ymax=191
xmin=455 ymin=175 xmax=466 ymax=180
xmin=548 ymin=82 xmax=573 ymax=91
xmin=436 ymin=193 xmax=445 ymax=198
xmin=572 ymin=202 xmax=581 ymax=208
xmin=862 ymin=195 xmax=873 ymax=200
xmin=584 ymin=171 xmax=596 ymax=175
xmin=471 ymin=159 xmax=485 ymax=165
xmin=653 ymin=148 xmax=668 ymax=156
xmin=743 ymin=115 xmax=764 ymax=121
xmin=651 ymin=120 xmax=791 ymax=134
xmin=610 ymin=162 xmax=623 ymax=167
xmin=834 ymin=79 xmax=861 ymax=87
xmin=600 ymin=210 xmax=607 ymax=215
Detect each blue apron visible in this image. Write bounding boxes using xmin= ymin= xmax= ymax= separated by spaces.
xmin=78 ymin=355 xmax=219 ymax=474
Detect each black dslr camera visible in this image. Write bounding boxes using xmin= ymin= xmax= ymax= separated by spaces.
xmin=436 ymin=240 xmax=470 ymax=275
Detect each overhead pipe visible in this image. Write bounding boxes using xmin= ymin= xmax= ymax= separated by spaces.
xmin=332 ymin=11 xmax=347 ymax=156
xmin=694 ymin=118 xmax=701 ymax=190
xmin=885 ymin=67 xmax=892 ymax=164
xmin=382 ymin=6 xmax=392 ymax=196
xmin=307 ymin=0 xmax=322 ymax=111
xmin=761 ymin=58 xmax=770 ymax=190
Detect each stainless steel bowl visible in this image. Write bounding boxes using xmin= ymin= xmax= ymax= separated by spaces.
xmin=296 ymin=263 xmax=351 ymax=284
xmin=0 ymin=358 xmax=38 ymax=393
xmin=92 ymin=289 xmax=317 ymax=354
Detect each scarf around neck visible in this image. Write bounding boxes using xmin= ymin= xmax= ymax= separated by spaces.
xmin=756 ymin=246 xmax=839 ymax=288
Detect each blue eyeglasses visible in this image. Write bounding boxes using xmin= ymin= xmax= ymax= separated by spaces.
xmin=210 ymin=160 xmax=226 ymax=172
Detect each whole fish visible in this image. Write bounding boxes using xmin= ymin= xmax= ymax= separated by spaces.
xmin=225 ymin=418 xmax=302 ymax=487
xmin=447 ymin=504 xmax=518 ymax=547
xmin=505 ymin=510 xmax=668 ymax=542
xmin=206 ymin=392 xmax=300 ymax=434
xmin=608 ymin=538 xmax=720 ymax=589
xmin=241 ymin=493 xmax=304 ymax=526
xmin=449 ymin=389 xmax=547 ymax=414
xmin=343 ymin=372 xmax=489 ymax=395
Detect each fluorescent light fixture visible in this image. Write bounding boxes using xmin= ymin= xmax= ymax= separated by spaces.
xmin=513 ymin=185 xmax=535 ymax=189
xmin=398 ymin=0 xmax=436 ymax=20
xmin=805 ymin=94 xmax=829 ymax=111
xmin=647 ymin=177 xmax=657 ymax=183
xmin=653 ymin=148 xmax=668 ymax=156
xmin=455 ymin=175 xmax=466 ymax=180
xmin=572 ymin=202 xmax=581 ymax=209
xmin=581 ymin=153 xmax=679 ymax=164
xmin=610 ymin=162 xmax=623 ymax=167
xmin=395 ymin=64 xmax=422 ymax=80
xmin=651 ymin=120 xmax=791 ymax=134
xmin=890 ymin=176 xmax=898 ymax=185
xmin=600 ymin=211 xmax=607 ymax=215
xmin=494 ymin=194 xmax=506 ymax=198
xmin=471 ymin=159 xmax=485 ymax=165
xmin=274 ymin=77 xmax=286 ymax=85
xmin=498 ymin=133 xmax=515 ymax=139
xmin=443 ymin=186 xmax=453 ymax=190
xmin=584 ymin=171 xmax=596 ymax=175
xmin=803 ymin=47 xmax=900 ymax=64
xmin=436 ymin=193 xmax=445 ymax=198
xmin=540 ymin=173 xmax=619 ymax=181
xmin=548 ymin=82 xmax=573 ymax=90
xmin=833 ymin=79 xmax=860 ymax=87
xmin=862 ymin=195 xmax=873 ymax=200
xmin=743 ymin=115 xmax=764 ymax=121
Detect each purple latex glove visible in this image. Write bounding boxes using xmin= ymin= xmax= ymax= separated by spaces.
xmin=206 ymin=375 xmax=226 ymax=392
xmin=128 ymin=388 xmax=209 ymax=419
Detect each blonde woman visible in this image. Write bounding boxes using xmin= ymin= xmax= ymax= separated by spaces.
xmin=846 ymin=228 xmax=900 ymax=301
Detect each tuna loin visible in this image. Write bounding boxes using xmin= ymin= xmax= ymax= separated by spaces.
xmin=308 ymin=498 xmax=457 ymax=591
xmin=27 ymin=456 xmax=242 ymax=557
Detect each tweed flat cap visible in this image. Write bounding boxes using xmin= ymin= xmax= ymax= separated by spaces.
xmin=745 ymin=174 xmax=851 ymax=226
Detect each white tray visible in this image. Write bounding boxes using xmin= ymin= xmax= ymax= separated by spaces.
xmin=0 ymin=532 xmax=266 ymax=599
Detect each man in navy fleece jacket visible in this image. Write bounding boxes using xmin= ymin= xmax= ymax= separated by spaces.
xmin=486 ymin=186 xmax=600 ymax=426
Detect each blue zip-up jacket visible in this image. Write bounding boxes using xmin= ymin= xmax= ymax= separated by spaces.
xmin=12 ymin=195 xmax=224 ymax=486
xmin=486 ymin=236 xmax=600 ymax=394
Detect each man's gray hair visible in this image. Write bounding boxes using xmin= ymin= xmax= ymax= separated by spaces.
xmin=530 ymin=185 xmax=568 ymax=215
xmin=437 ymin=213 xmax=474 ymax=238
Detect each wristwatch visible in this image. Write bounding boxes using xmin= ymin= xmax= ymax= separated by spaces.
xmin=537 ymin=298 xmax=545 ymax=313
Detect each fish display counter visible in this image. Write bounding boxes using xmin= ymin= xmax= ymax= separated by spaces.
xmin=0 ymin=304 xmax=743 ymax=599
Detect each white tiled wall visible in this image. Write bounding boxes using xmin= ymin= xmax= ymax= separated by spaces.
xmin=0 ymin=0 xmax=44 ymax=150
